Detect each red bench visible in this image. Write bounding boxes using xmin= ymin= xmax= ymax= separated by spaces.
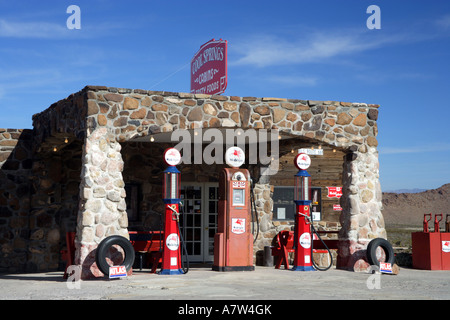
xmin=129 ymin=231 xmax=164 ymax=273
xmin=271 ymin=230 xmax=338 ymax=269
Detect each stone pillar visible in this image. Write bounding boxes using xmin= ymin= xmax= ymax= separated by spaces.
xmin=337 ymin=147 xmax=386 ymax=271
xmin=252 ymin=183 xmax=274 ymax=256
xmin=74 ymin=128 xmax=129 ymax=279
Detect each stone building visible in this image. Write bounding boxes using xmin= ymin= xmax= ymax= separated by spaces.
xmin=0 ymin=85 xmax=384 ymax=278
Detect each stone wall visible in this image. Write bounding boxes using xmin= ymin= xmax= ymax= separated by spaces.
xmin=0 ymin=128 xmax=83 ymax=272
xmin=0 ymin=129 xmax=33 ymax=272
xmin=27 ymin=142 xmax=82 ymax=272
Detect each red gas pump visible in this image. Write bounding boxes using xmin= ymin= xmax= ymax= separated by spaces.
xmin=160 ymin=148 xmax=184 ymax=275
xmin=212 ymin=147 xmax=255 ymax=271
xmin=292 ymin=153 xmax=315 ymax=271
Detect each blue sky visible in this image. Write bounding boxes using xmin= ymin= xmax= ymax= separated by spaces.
xmin=0 ymin=0 xmax=449 ymax=191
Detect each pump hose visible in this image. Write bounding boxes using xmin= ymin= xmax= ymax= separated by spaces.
xmin=177 ymin=201 xmax=189 ymax=274
xmin=249 ymin=177 xmax=260 ymax=244
xmin=310 ymin=220 xmax=333 ymax=271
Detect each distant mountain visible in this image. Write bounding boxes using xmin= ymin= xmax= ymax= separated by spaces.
xmin=384 ymin=188 xmax=427 ymax=194
xmin=382 ymin=184 xmax=450 ymax=227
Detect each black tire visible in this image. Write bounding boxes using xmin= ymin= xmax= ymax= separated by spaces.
xmin=95 ymin=235 xmax=135 ymax=276
xmin=366 ymin=238 xmax=394 ymax=266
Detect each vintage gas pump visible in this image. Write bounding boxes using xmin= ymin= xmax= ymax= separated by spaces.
xmin=212 ymin=147 xmax=255 ymax=271
xmin=160 ymin=148 xmax=184 ymax=275
xmin=292 ymin=153 xmax=315 ymax=271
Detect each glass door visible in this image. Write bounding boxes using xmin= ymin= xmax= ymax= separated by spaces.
xmin=204 ymin=183 xmax=219 ymax=262
xmin=180 ymin=183 xmax=219 ymax=263
xmin=180 ymin=184 xmax=203 ymax=262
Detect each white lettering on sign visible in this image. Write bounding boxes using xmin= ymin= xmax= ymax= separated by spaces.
xmin=231 ymin=218 xmax=245 ymax=234
xmin=333 ymin=204 xmax=342 ymax=211
xmin=327 ymin=187 xmax=342 ymax=198
xmin=196 ymin=68 xmax=216 ymax=84
xmin=109 ymin=265 xmax=127 ymax=279
xmin=298 ymin=148 xmax=323 ymax=156
xmin=232 ymin=181 xmax=246 ymax=188
xmin=191 ymin=48 xmax=224 ymax=75
xmin=380 ymin=262 xmax=392 ymax=274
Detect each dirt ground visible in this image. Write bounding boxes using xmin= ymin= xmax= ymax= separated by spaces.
xmin=1 ymin=266 xmax=449 ymax=302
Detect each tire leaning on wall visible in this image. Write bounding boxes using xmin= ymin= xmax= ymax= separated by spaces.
xmin=366 ymin=238 xmax=395 ymax=267
xmin=95 ymin=235 xmax=135 ymax=276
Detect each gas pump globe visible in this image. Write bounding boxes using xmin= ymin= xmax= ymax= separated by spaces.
xmin=292 ymin=153 xmax=315 ymax=271
xmin=160 ymin=148 xmax=184 ymax=275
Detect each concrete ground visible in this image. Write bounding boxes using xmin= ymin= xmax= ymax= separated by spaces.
xmin=0 ymin=266 xmax=449 ymax=301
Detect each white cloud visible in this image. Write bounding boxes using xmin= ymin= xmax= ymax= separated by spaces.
xmin=0 ymin=19 xmax=70 ymax=38
xmin=266 ymin=75 xmax=318 ymax=87
xmin=379 ymin=144 xmax=450 ymax=155
xmin=0 ymin=18 xmax=124 ymax=39
xmin=436 ymin=14 xmax=450 ymax=29
xmin=229 ymin=29 xmax=416 ymax=68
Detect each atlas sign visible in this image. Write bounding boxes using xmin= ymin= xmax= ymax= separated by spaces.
xmin=191 ymin=39 xmax=227 ymax=95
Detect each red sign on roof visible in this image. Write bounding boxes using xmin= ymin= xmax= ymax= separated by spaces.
xmin=190 ymin=39 xmax=227 ymax=95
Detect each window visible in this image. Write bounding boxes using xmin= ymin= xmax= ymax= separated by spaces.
xmin=311 ymin=187 xmax=322 ymax=221
xmin=273 ymin=187 xmax=295 ymax=221
xmin=272 ymin=186 xmax=322 ymax=221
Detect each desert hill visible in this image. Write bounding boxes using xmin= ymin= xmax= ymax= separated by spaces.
xmin=382 ymin=183 xmax=450 ymax=228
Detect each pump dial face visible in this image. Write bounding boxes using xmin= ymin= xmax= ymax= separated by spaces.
xmin=232 ymin=171 xmax=246 ymax=181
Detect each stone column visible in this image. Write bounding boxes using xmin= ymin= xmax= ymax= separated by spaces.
xmin=252 ymin=183 xmax=274 ymax=254
xmin=337 ymin=147 xmax=386 ymax=271
xmin=74 ymin=128 xmax=129 ymax=279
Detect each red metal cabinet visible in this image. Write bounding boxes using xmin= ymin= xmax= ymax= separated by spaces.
xmin=412 ymin=232 xmax=442 ymax=270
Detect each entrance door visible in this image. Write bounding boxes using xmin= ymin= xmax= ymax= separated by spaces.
xmin=180 ymin=183 xmax=219 ymax=263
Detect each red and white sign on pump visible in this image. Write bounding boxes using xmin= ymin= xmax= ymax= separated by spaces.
xmin=191 ymin=39 xmax=228 ymax=95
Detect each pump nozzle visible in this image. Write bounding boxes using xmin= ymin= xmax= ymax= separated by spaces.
xmin=168 ymin=205 xmax=179 ymax=221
